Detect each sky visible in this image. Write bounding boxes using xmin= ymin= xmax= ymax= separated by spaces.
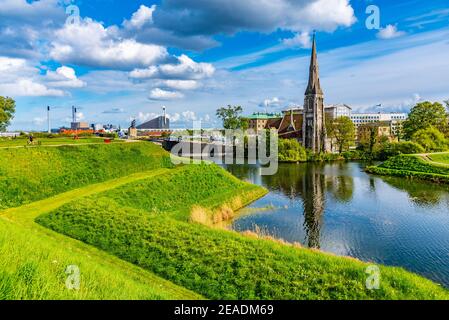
xmin=1 ymin=0 xmax=448 ymax=130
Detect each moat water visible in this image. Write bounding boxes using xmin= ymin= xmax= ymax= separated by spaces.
xmin=223 ymin=162 xmax=449 ymax=288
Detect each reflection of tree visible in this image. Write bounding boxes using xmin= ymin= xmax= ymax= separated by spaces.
xmin=325 ymin=173 xmax=354 ymax=203
xmin=379 ymin=176 xmax=443 ymax=206
xmin=369 ymin=177 xmax=376 ymax=193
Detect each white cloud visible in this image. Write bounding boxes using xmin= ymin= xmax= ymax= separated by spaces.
xmin=130 ymin=54 xmax=215 ymax=80
xmin=103 ymin=108 xmax=126 ymax=114
xmin=261 ymin=97 xmax=282 ymax=108
xmin=136 ymin=110 xmax=196 ymax=123
xmin=160 ymin=80 xmax=200 ymax=90
xmin=283 ymin=32 xmax=312 ymax=48
xmin=153 ymin=0 xmax=356 ymax=35
xmin=0 ymin=0 xmax=64 ymax=59
xmin=149 ymin=88 xmax=184 ymax=100
xmin=0 ymin=0 xmax=63 ymax=25
xmin=182 ymin=110 xmax=197 ymax=121
xmin=0 ymin=79 xmax=64 ymax=97
xmin=136 ymin=112 xmax=158 ymax=123
xmin=377 ymin=25 xmax=407 ymax=39
xmin=168 ymin=113 xmax=181 ymax=122
xmin=50 ymin=18 xmax=168 ymax=70
xmin=0 ymin=56 xmax=65 ymax=97
xmin=33 ymin=117 xmax=46 ymax=126
xmin=123 ymin=5 xmax=156 ymax=29
xmin=46 ymin=66 xmax=86 ymax=88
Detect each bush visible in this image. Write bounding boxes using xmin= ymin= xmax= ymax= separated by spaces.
xmin=341 ymin=150 xmax=372 ymax=161
xmin=374 ymin=141 xmax=425 ymax=160
xmin=278 ymin=139 xmax=307 ymax=162
xmin=99 ymin=132 xmax=118 ymax=138
xmin=412 ymin=127 xmax=449 ymax=152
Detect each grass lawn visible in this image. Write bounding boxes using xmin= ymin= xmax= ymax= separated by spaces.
xmin=0 ymin=137 xmax=123 ymax=148
xmin=36 ymin=165 xmax=449 ymax=300
xmin=426 ymin=153 xmax=449 ymax=166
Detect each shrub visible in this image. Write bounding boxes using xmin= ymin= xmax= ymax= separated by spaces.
xmin=278 ymin=139 xmax=307 ymax=162
xmin=412 ymin=127 xmax=449 ymax=152
xmin=374 ymin=141 xmax=425 ymax=160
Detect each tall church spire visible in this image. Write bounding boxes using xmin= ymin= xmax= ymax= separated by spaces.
xmin=302 ymin=34 xmax=329 ymax=153
xmin=305 ymin=33 xmax=323 ymax=96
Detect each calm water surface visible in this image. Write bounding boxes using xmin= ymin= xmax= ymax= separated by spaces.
xmin=223 ymin=162 xmax=449 ymax=288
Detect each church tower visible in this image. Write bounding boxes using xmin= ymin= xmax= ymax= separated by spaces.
xmin=302 ymin=35 xmax=328 ymax=153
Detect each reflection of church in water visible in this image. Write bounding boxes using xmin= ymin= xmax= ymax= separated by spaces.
xmin=301 ymin=166 xmax=325 ymax=249
xmin=300 ymin=37 xmax=328 ymax=248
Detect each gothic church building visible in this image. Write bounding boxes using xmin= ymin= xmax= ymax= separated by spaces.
xmin=302 ymin=35 xmax=329 ymax=153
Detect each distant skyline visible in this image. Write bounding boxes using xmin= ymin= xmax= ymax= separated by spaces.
xmin=1 ymin=0 xmax=448 ymax=130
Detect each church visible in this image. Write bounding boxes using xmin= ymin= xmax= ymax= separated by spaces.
xmin=277 ymin=35 xmax=330 ymax=153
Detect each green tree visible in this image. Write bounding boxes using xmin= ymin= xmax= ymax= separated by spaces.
xmin=327 ymin=116 xmax=355 ymax=153
xmin=216 ymin=105 xmax=244 ymax=130
xmin=325 ymin=119 xmax=336 ymax=151
xmin=0 ymin=96 xmax=16 ymax=132
xmin=278 ymin=139 xmax=307 ymax=162
xmin=240 ymin=117 xmax=249 ymax=131
xmin=403 ymin=101 xmax=448 ymax=139
xmin=412 ymin=126 xmax=449 ymax=152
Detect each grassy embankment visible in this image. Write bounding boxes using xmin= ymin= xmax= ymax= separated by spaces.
xmin=0 ymin=142 xmax=171 ymax=210
xmin=2 ymin=142 xmax=448 ymax=299
xmin=0 ymin=143 xmax=202 ymax=300
xmin=37 ymin=164 xmax=449 ymax=300
xmin=366 ymin=153 xmax=449 ymax=184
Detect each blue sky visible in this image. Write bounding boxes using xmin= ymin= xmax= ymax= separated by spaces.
xmin=1 ymin=0 xmax=448 ymax=130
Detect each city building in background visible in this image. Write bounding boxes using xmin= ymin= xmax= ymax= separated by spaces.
xmin=325 ymin=104 xmax=352 ymax=120
xmin=248 ymin=113 xmax=282 ymax=133
xmin=357 ymin=121 xmax=393 ymax=143
xmin=351 ymin=112 xmax=407 ymax=138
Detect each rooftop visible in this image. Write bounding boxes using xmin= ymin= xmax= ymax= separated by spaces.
xmin=247 ymin=113 xmax=282 ymax=120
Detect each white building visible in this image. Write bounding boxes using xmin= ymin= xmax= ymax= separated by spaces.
xmin=350 ymin=112 xmax=407 ymax=136
xmin=325 ymin=104 xmax=352 ymax=119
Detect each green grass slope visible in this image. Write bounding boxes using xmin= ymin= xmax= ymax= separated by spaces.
xmin=0 ymin=219 xmax=200 ymax=300
xmin=0 ymin=168 xmax=203 ymax=300
xmin=37 ymin=165 xmax=449 ymax=300
xmin=0 ymin=142 xmax=172 ymax=209
xmin=366 ymin=154 xmax=449 ymax=183
xmin=427 ymin=153 xmax=449 ymax=165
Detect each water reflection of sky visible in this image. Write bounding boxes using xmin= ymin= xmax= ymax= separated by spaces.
xmin=225 ymin=162 xmax=449 ymax=288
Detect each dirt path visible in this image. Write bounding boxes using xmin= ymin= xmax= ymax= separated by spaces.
xmin=416 ymin=153 xmax=449 ymax=167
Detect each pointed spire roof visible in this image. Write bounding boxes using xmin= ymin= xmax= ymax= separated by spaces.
xmin=305 ymin=33 xmax=323 ymax=95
